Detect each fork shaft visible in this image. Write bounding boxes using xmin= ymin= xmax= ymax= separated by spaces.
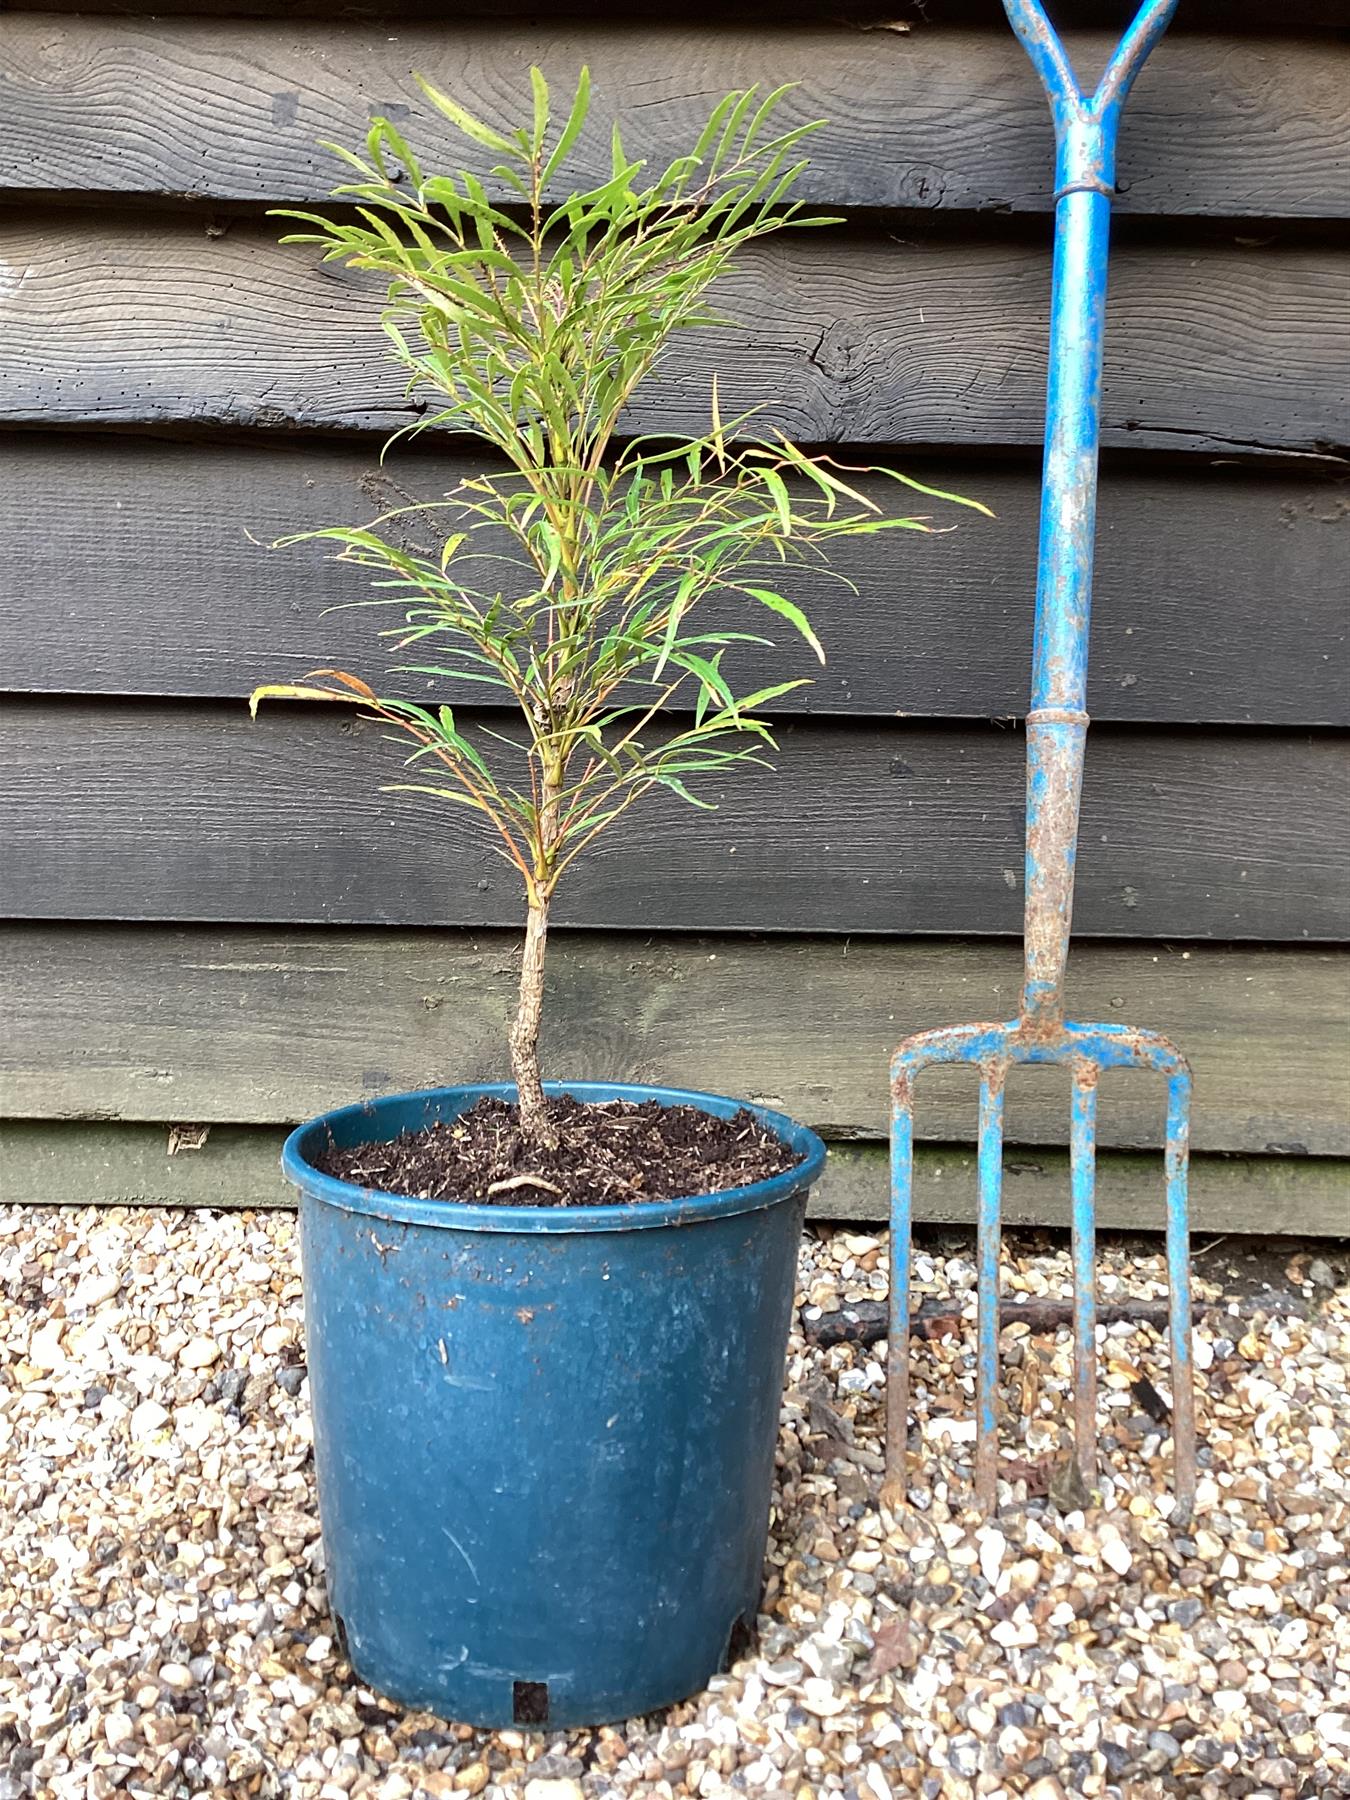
xmin=1026 ymin=185 xmax=1109 ymax=723
xmin=1019 ymin=173 xmax=1108 ymax=1026
xmin=1010 ymin=0 xmax=1179 ymax=1025
xmin=975 ymin=1067 xmax=1008 ymax=1512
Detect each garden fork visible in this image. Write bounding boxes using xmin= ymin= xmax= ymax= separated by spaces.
xmin=886 ymin=0 xmax=1195 ymax=1523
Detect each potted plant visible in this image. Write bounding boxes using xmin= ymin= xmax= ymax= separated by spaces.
xmin=254 ymin=71 xmax=985 ymax=1727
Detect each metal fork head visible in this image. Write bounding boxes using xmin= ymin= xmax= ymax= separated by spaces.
xmin=887 ymin=1017 xmax=1195 ymax=1523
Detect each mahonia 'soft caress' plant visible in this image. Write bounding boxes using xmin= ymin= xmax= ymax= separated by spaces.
xmin=252 ymin=71 xmax=988 ymax=1146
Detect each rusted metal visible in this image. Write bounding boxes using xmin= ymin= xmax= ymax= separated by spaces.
xmin=974 ymin=1062 xmax=1008 ymax=1512
xmin=1069 ymin=1061 xmax=1099 ymax=1494
xmin=887 ymin=0 xmax=1196 ymax=1524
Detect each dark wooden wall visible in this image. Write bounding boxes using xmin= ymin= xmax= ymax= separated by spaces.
xmin=1 ymin=1 xmax=1347 ymax=1228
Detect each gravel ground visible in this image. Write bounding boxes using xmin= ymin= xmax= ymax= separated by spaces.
xmin=2 ymin=1205 xmax=1347 ymax=1800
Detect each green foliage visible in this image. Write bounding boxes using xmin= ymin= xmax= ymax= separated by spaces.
xmin=253 ymin=70 xmax=988 ymax=909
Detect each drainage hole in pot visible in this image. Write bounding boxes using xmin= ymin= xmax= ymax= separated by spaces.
xmin=722 ymin=1613 xmax=756 ymax=1670
xmin=513 ymin=1680 xmax=549 ymax=1725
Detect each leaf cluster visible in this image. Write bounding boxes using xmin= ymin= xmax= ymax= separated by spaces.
xmin=253 ymin=71 xmax=988 ymax=903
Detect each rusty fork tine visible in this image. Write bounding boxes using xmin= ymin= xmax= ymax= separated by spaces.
xmin=885 ymin=1067 xmax=916 ymax=1503
xmin=974 ymin=1065 xmax=1008 ymax=1513
xmin=1069 ymin=1065 xmax=1099 ymax=1496
xmin=1167 ymin=1068 xmax=1196 ymax=1524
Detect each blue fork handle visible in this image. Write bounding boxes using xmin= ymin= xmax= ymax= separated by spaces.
xmin=1005 ymin=0 xmax=1179 ymax=1028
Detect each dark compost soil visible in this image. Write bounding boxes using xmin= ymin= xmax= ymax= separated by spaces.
xmin=313 ymin=1094 xmax=802 ymax=1208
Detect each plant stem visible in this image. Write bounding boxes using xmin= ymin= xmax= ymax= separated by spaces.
xmin=512 ymin=754 xmax=563 ymax=1149
xmin=510 ymin=891 xmax=555 ymax=1148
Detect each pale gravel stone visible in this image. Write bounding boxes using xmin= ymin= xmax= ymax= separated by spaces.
xmin=976 ymin=1525 xmax=1006 ymax=1586
xmin=1099 ymin=1534 xmax=1132 ymax=1576
xmin=1 ymin=1205 xmax=1348 ymax=1799
xmin=127 ymin=1397 xmax=170 ymax=1438
xmin=27 ymin=1320 xmax=66 ymax=1371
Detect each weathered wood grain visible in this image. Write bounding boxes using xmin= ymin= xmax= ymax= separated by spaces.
xmin=5 ymin=21 xmax=1346 ymax=220
xmin=5 ymin=1120 xmax=1347 ymax=1235
xmin=4 ymin=435 xmax=1346 ymax=727
xmin=1 ymin=702 xmax=1343 ymax=939
xmin=0 ymin=216 xmax=1344 ymax=460
xmin=9 ymin=1 xmax=1343 ymax=28
xmin=4 ymin=926 xmax=1347 ymax=1155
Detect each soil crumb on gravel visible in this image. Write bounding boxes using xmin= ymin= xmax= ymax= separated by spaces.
xmin=313 ymin=1095 xmax=801 ymax=1207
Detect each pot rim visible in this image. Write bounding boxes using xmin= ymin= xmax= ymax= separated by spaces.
xmin=282 ymin=1080 xmax=827 ymax=1234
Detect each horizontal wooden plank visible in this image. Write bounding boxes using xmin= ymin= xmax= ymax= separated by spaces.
xmin=0 ymin=217 xmax=1344 ymax=460
xmin=5 ymin=1120 xmax=1347 ymax=1235
xmin=9 ymin=2 xmax=1343 ymax=28
xmin=1 ymin=702 xmax=1344 ymax=939
xmin=0 ymin=1121 xmax=295 ymax=1210
xmin=4 ymin=926 xmax=1347 ymax=1155
xmin=4 ymin=435 xmax=1345 ymax=728
xmin=813 ymin=1143 xmax=1350 ymax=1235
xmin=5 ymin=21 xmax=1345 ymax=221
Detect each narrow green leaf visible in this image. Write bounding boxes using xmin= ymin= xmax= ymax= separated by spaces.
xmin=651 ymin=569 xmax=704 ymax=682
xmin=383 ymin=782 xmax=494 ymax=813
xmin=690 ymin=91 xmax=741 ymax=165
xmin=652 ymin=773 xmax=718 ymax=810
xmin=877 ymin=467 xmax=997 ymax=516
xmin=737 ymin=585 xmax=824 ymax=662
xmin=529 ymin=67 xmax=550 ymax=157
xmin=720 ymin=679 xmax=811 ymax=711
xmin=414 ymin=75 xmax=518 ymax=156
xmin=758 ymin=468 xmax=793 ymax=534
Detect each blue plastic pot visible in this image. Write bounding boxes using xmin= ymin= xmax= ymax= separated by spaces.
xmin=282 ymin=1081 xmax=826 ymax=1727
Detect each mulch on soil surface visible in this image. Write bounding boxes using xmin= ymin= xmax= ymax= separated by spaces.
xmin=313 ymin=1094 xmax=801 ymax=1207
